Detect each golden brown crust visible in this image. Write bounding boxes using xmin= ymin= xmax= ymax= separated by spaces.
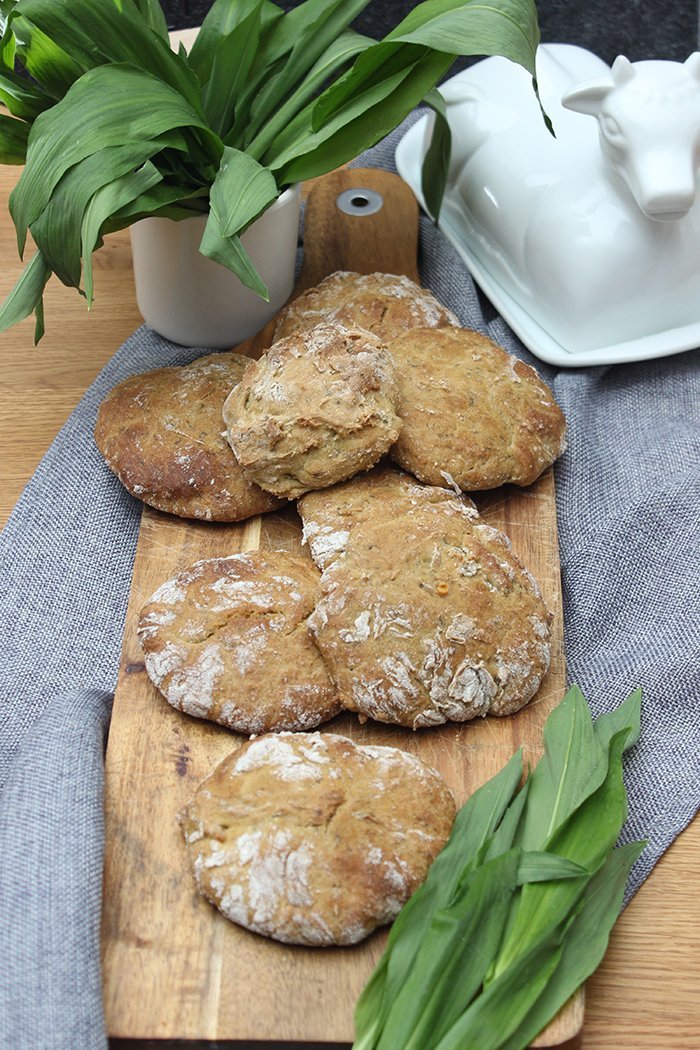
xmin=274 ymin=271 xmax=459 ymax=343
xmin=223 ymin=323 xmax=402 ymax=499
xmin=387 ymin=327 xmax=567 ymax=490
xmin=300 ymin=468 xmax=552 ymax=729
xmin=137 ymin=550 xmax=341 ymax=734
xmin=178 ymin=732 xmax=455 ymax=945
xmin=94 ymin=352 xmax=283 ymax=521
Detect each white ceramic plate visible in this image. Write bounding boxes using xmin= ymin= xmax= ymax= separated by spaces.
xmin=395 ymin=114 xmax=700 ymax=368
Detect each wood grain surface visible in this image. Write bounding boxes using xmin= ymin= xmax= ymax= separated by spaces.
xmin=1 ymin=164 xmax=698 ymax=1050
xmin=100 ymin=168 xmax=579 ymax=1047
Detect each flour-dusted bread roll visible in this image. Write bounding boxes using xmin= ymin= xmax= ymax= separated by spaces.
xmin=137 ymin=550 xmax=341 ymax=734
xmin=179 ymin=732 xmax=456 ymax=945
xmin=273 ymin=270 xmax=459 ymax=343
xmin=94 ymin=352 xmax=282 ymax=521
xmin=300 ymin=468 xmax=552 ymax=729
xmin=223 ymin=323 xmax=402 ymax=499
xmin=387 ymin=326 xmax=567 ymax=490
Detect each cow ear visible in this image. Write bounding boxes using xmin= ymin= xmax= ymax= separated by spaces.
xmin=611 ymin=55 xmax=636 ymax=84
xmin=561 ymin=78 xmax=612 ymax=116
xmin=685 ymin=52 xmax=700 ymax=82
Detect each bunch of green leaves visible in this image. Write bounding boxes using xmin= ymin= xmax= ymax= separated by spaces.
xmin=0 ymin=0 xmax=542 ymax=341
xmin=353 ymin=685 xmax=645 ymax=1050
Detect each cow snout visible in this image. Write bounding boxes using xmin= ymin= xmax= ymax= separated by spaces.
xmin=630 ymin=154 xmax=698 ymax=221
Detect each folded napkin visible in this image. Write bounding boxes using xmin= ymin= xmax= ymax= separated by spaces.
xmin=1 ymin=123 xmax=698 ymax=1048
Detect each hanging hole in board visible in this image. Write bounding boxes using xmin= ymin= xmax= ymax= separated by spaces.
xmin=336 ymin=188 xmax=384 ymax=216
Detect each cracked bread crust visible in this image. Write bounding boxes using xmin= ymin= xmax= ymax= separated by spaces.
xmin=387 ymin=326 xmax=567 ymax=490
xmin=300 ymin=468 xmax=552 ymax=730
xmin=94 ymin=352 xmax=283 ymax=521
xmin=223 ymin=323 xmax=402 ymax=499
xmin=273 ymin=270 xmax=459 ymax=344
xmin=137 ymin=550 xmax=341 ymax=735
xmin=178 ymin=732 xmax=455 ymax=945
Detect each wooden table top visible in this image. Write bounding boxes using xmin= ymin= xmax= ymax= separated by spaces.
xmin=0 ymin=163 xmax=697 ymax=1049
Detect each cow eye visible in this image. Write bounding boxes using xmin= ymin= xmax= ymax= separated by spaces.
xmin=600 ymin=115 xmax=624 ymax=144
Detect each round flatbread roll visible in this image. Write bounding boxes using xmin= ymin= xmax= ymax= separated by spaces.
xmin=301 ymin=469 xmax=552 ymax=729
xmin=94 ymin=352 xmax=283 ymax=521
xmin=223 ymin=323 xmax=402 ymax=499
xmin=274 ymin=270 xmax=458 ymax=343
xmin=137 ymin=550 xmax=341 ymax=734
xmin=387 ymin=327 xmax=567 ymax=490
xmin=178 ymin=732 xmax=455 ymax=945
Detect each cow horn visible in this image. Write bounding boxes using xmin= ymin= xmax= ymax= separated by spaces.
xmin=611 ymin=55 xmax=635 ymax=84
xmin=684 ymin=52 xmax=700 ymax=81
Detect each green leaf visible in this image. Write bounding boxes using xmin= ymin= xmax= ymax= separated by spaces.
xmin=387 ymin=0 xmax=540 ymax=73
xmin=246 ymin=29 xmax=373 ymax=161
xmin=199 ymin=216 xmax=269 ymax=300
xmin=269 ymin=48 xmax=454 ymax=184
xmin=208 ymin=146 xmax=278 ymax=238
xmin=515 ymin=850 xmax=589 ymax=885
xmin=0 ymin=248 xmax=50 ymax=342
xmin=372 ymin=750 xmax=523 ymax=1023
xmin=14 ymin=0 xmax=200 ymax=105
xmin=10 ymin=63 xmax=221 ymax=256
xmin=375 ymin=849 xmax=522 ymax=1050
xmin=242 ymin=0 xmax=373 ymax=143
xmin=105 ymin=184 xmax=210 ymax=231
xmin=421 ymin=86 xmax=451 ymax=222
xmin=516 ymin=684 xmax=608 ymax=852
xmin=594 ymin=687 xmax=642 ymax=753
xmin=81 ymin=160 xmax=162 ymax=306
xmin=0 ymin=66 xmax=52 ymax=119
xmin=498 ymin=841 xmax=646 ymax=1050
xmin=0 ymin=110 xmax=28 ymax=162
xmin=432 ymin=928 xmax=565 ymax=1050
xmin=491 ymin=727 xmax=632 ymax=980
xmin=200 ymin=2 xmax=264 ymax=138
xmin=10 ymin=13 xmax=85 ymax=98
xmin=187 ymin=0 xmax=282 ymax=85
xmin=29 ymin=140 xmax=176 ymax=288
xmin=130 ymin=0 xmax=169 ymax=40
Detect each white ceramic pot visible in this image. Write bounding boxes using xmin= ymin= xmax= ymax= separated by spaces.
xmin=129 ymin=184 xmax=301 ymax=348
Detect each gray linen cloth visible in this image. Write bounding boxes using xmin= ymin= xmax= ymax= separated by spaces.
xmin=1 ymin=125 xmax=699 ymax=1048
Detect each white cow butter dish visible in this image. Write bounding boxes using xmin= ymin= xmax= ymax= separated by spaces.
xmin=395 ymin=43 xmax=700 ymax=366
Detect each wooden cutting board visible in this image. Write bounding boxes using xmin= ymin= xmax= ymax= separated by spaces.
xmin=102 ymin=168 xmax=581 ymax=1048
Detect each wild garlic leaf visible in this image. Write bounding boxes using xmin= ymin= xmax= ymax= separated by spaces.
xmin=371 ymin=750 xmax=523 ymax=1023
xmin=199 ymin=216 xmax=269 ymax=300
xmin=187 ymin=0 xmax=282 ymax=85
xmin=0 ymin=110 xmax=28 ymax=163
xmin=516 ymin=684 xmax=607 ymax=852
xmin=375 ymin=849 xmax=522 ymax=1050
xmin=593 ymin=687 xmax=642 ymax=752
xmin=387 ymin=0 xmax=540 ymax=75
xmin=0 ymin=66 xmax=51 ymax=120
xmin=421 ymin=86 xmax=451 ymax=222
xmin=129 ymin=0 xmax=169 ymax=41
xmin=497 ymin=840 xmax=646 ymax=1050
xmin=491 ymin=728 xmax=632 ymax=980
xmin=246 ymin=29 xmax=373 ymax=162
xmin=200 ymin=3 xmax=263 ymax=138
xmin=9 ymin=13 xmax=85 ymax=99
xmin=10 ymin=63 xmax=221 ymax=256
xmin=0 ymin=247 xmax=50 ymax=340
xmin=433 ymin=923 xmax=566 ymax=1050
xmin=29 ymin=141 xmax=176 ymax=289
xmin=81 ymin=161 xmax=163 ymax=307
xmin=208 ymin=146 xmax=278 ymax=239
xmin=15 ymin=0 xmax=200 ymax=106
xmin=243 ymin=0 xmax=373 ymax=143
xmin=105 ymin=185 xmax=210 ymax=233
xmin=271 ymin=48 xmax=454 ymax=185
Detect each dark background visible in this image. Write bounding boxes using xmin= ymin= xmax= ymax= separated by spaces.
xmin=161 ymin=0 xmax=698 ymax=67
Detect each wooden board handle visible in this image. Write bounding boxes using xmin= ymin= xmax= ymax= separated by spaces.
xmin=298 ymin=168 xmax=421 ymax=290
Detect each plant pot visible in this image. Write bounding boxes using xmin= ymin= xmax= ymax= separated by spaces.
xmin=129 ymin=184 xmax=301 ymax=348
